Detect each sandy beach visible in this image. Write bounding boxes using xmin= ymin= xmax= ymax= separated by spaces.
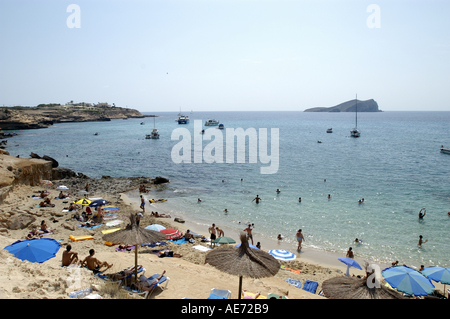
xmin=0 ymin=175 xmax=444 ymax=300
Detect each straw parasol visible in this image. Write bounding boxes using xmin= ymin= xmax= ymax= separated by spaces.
xmin=205 ymin=232 xmax=280 ymax=299
xmin=322 ymin=267 xmax=406 ymax=299
xmin=102 ymin=213 xmax=166 ymax=282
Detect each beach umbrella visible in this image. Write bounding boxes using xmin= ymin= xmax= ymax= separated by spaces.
xmin=422 ymin=267 xmax=450 ymax=296
xmin=57 ymin=185 xmax=69 ymax=190
xmin=322 ymin=275 xmax=406 ymax=299
xmin=89 ymin=199 xmax=109 ymax=207
xmin=102 ymin=214 xmax=166 ymax=283
xmin=160 ymin=228 xmax=183 ymax=240
xmin=381 ymin=265 xmax=435 ymax=297
xmin=3 ymin=238 xmax=60 ymax=263
xmin=74 ymin=198 xmax=91 ymax=206
xmin=145 ymin=224 xmax=166 ymax=232
xmin=212 ymin=237 xmax=236 ymax=245
xmin=268 ymin=249 xmax=296 ymax=261
xmin=40 ymin=180 xmax=53 ymax=190
xmin=338 ymin=257 xmax=363 ymax=276
xmin=206 ymin=232 xmax=280 ymax=299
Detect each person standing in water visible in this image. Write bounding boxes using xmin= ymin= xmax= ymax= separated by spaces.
xmin=296 ymin=229 xmax=305 ymax=251
xmin=252 ymin=195 xmax=261 ymax=204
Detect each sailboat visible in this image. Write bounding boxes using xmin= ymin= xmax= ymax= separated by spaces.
xmin=350 ymin=94 xmax=361 ymax=138
xmin=146 ymin=116 xmax=160 ymax=139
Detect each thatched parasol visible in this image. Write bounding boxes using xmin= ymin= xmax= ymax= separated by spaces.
xmin=205 ymin=232 xmax=280 ymax=299
xmin=322 ymin=274 xmax=406 ymax=299
xmin=102 ymin=213 xmax=166 ymax=282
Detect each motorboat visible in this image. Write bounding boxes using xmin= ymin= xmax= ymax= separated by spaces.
xmin=218 ymin=123 xmax=224 ymax=129
xmin=350 ymin=94 xmax=361 ymax=138
xmin=440 ymin=145 xmax=450 ymax=154
xmin=326 ymin=128 xmax=333 ymax=133
xmin=204 ymin=119 xmax=219 ymax=126
xmin=177 ymin=114 xmax=189 ymax=124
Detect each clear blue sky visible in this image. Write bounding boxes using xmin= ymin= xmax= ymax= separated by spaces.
xmin=1 ymin=0 xmax=449 ymax=111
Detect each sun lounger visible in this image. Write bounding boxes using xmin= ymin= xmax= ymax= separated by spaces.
xmin=208 ymin=288 xmax=231 ymax=299
xmin=122 ymin=273 xmax=169 ymax=298
xmin=302 ymin=280 xmax=319 ymax=294
xmin=96 ymin=266 xmax=145 ymax=283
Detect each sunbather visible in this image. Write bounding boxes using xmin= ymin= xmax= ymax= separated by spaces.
xmin=132 ymin=271 xmax=166 ymax=291
xmin=80 ymin=249 xmax=113 ymax=273
xmin=242 ymin=289 xmax=261 ymax=299
xmin=105 ymin=265 xmax=143 ymax=280
xmin=62 ymin=244 xmax=79 ymax=266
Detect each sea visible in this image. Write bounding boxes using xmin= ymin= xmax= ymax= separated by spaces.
xmin=5 ymin=110 xmax=450 ymax=268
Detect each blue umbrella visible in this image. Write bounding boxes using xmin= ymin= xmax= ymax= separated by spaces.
xmin=421 ymin=267 xmax=450 ymax=285
xmin=268 ymin=249 xmax=296 ymax=261
xmin=338 ymin=257 xmax=363 ymax=276
xmin=381 ymin=265 xmax=435 ymax=296
xmin=3 ymin=238 xmax=61 ymax=263
xmin=89 ymin=199 xmax=109 ymax=207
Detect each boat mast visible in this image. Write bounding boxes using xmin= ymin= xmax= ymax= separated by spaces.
xmin=355 ymin=94 xmax=358 ymax=128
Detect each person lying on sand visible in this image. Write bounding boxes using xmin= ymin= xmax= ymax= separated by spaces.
xmin=27 ymin=226 xmax=44 ymax=239
xmin=40 ymin=220 xmax=52 ymax=233
xmin=118 ymin=245 xmax=134 ymax=251
xmin=131 ymin=271 xmax=167 ymax=291
xmin=242 ymin=289 xmax=261 ymax=299
xmin=58 ymin=191 xmax=70 ymax=199
xmin=105 ymin=265 xmax=143 ymax=280
xmin=62 ymin=244 xmax=79 ymax=266
xmin=151 ymin=211 xmax=171 ymax=218
xmin=80 ymin=249 xmax=113 ymax=273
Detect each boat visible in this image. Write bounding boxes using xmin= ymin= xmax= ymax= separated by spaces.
xmin=177 ymin=114 xmax=189 ymax=124
xmin=204 ymin=119 xmax=219 ymax=126
xmin=218 ymin=123 xmax=224 ymax=129
xmin=146 ymin=117 xmax=160 ymax=139
xmin=440 ymin=145 xmax=450 ymax=154
xmin=350 ymin=94 xmax=361 ymax=138
xmin=327 ymin=128 xmax=333 ymax=133
xmin=146 ymin=128 xmax=159 ymax=139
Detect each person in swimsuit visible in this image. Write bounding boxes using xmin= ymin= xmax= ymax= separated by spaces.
xmin=140 ymin=195 xmax=145 ymax=213
xmin=244 ymin=224 xmax=254 ymax=245
xmin=209 ymin=224 xmax=217 ymax=247
xmin=296 ymin=229 xmax=304 ymax=250
xmin=252 ymin=195 xmax=261 ymax=204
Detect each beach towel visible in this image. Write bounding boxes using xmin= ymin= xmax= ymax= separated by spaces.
xmin=32 ymin=196 xmax=44 ymax=199
xmin=76 ymin=224 xmax=103 ymax=230
xmin=106 ymin=220 xmax=123 ymax=227
xmin=170 ymin=238 xmax=188 ymax=245
xmin=302 ymin=280 xmax=319 ymax=294
xmin=102 ymin=214 xmax=118 ymax=220
xmin=35 ymin=205 xmax=54 ymax=208
xmin=101 ymin=228 xmax=120 ymax=234
xmin=103 ymin=207 xmax=119 ymax=212
xmin=141 ymin=241 xmax=167 ymax=248
xmin=116 ymin=246 xmax=135 ymax=252
xmin=285 ymin=278 xmax=302 ymax=289
xmin=192 ymin=245 xmax=212 ymax=252
xmin=30 ymin=231 xmax=53 ymax=237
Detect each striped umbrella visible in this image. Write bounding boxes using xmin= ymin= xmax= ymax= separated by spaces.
xmin=268 ymin=249 xmax=296 ymax=261
xmin=160 ymin=228 xmax=183 ymax=240
xmin=381 ymin=265 xmax=435 ymax=296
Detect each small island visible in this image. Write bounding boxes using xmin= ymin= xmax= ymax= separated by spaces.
xmin=0 ymin=102 xmax=146 ymax=130
xmin=304 ymin=99 xmax=381 ymax=112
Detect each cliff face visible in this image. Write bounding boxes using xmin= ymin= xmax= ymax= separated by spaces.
xmin=0 ymin=153 xmax=53 ymax=204
xmin=304 ymin=99 xmax=380 ymax=112
xmin=0 ymin=107 xmax=144 ymax=130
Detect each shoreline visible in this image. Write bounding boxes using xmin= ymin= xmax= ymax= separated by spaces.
xmin=0 ymin=173 xmax=445 ymax=299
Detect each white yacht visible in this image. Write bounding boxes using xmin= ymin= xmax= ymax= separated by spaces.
xmin=205 ymin=119 xmax=219 ymax=126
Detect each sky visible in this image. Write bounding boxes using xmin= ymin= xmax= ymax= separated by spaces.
xmin=0 ymin=0 xmax=449 ymax=112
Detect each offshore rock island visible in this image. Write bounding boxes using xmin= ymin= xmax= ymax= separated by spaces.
xmin=304 ymin=99 xmax=381 ymax=112
xmin=0 ymin=102 xmax=145 ymax=130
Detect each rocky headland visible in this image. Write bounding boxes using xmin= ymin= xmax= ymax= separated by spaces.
xmin=304 ymin=99 xmax=381 ymax=112
xmin=0 ymin=105 xmax=146 ymax=130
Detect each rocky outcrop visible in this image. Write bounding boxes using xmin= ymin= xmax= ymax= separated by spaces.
xmin=0 ymin=106 xmax=144 ymax=131
xmin=304 ymin=99 xmax=381 ymax=112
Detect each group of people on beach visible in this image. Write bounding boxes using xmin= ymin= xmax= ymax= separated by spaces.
xmin=62 ymin=245 xmax=113 ymax=272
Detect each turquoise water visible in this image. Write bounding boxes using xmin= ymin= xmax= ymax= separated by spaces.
xmin=7 ymin=111 xmax=450 ymax=267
